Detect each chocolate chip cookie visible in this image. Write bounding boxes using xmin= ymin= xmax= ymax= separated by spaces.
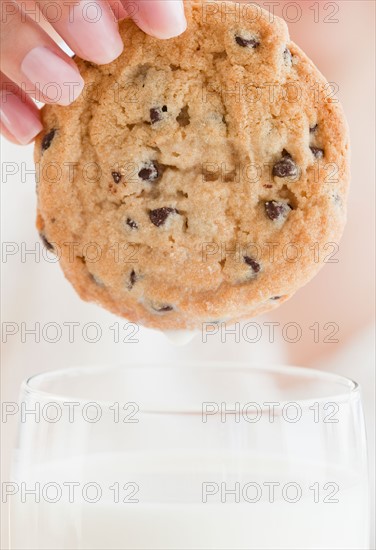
xmin=35 ymin=1 xmax=350 ymax=330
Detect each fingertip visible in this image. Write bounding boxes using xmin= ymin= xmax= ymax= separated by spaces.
xmin=0 ymin=90 xmax=43 ymax=145
xmin=132 ymin=0 xmax=187 ymax=40
xmin=84 ymin=30 xmax=124 ymax=65
xmin=21 ymin=47 xmax=85 ymax=106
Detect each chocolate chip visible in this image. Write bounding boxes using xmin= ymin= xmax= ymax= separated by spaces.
xmin=283 ymin=47 xmax=292 ymax=65
xmin=41 ymin=129 xmax=55 ymax=151
xmin=150 ymin=107 xmax=167 ymax=124
xmin=126 ymin=217 xmax=138 ymax=230
xmin=265 ymin=200 xmax=292 ymax=221
xmin=111 ymin=171 xmax=122 ymax=183
xmin=149 ymin=207 xmax=178 ymax=227
xmin=39 ymin=233 xmax=54 ymax=251
xmin=272 ymin=152 xmax=298 ymax=178
xmin=153 ymin=304 xmax=174 ymax=313
xmin=128 ymin=269 xmax=137 ymax=290
xmin=244 ymin=256 xmax=261 ymax=273
xmin=150 ymin=108 xmax=161 ymax=124
xmin=270 ymin=296 xmax=281 ymax=300
xmin=138 ymin=161 xmax=162 ymax=182
xmin=235 ymin=35 xmax=260 ymax=48
xmin=310 ymin=146 xmax=324 ymax=159
xmin=309 ymin=124 xmax=318 ymax=133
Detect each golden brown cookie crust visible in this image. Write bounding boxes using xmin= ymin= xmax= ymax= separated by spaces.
xmin=35 ymin=1 xmax=350 ymax=330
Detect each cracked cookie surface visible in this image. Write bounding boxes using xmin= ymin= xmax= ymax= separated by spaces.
xmin=35 ymin=1 xmax=349 ymax=330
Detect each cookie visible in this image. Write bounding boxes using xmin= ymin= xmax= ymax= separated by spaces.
xmin=34 ymin=1 xmax=350 ymax=330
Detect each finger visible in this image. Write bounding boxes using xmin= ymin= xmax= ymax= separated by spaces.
xmin=0 ymin=74 xmax=43 ymax=145
xmin=123 ymin=0 xmax=187 ymax=39
xmin=1 ymin=1 xmax=84 ymax=105
xmin=19 ymin=0 xmax=124 ymax=65
xmin=107 ymin=0 xmax=129 ymax=21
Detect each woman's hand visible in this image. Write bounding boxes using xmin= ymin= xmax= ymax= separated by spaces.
xmin=0 ymin=0 xmax=187 ymax=145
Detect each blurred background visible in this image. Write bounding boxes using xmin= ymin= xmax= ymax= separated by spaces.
xmin=1 ymin=1 xmax=375 ymax=548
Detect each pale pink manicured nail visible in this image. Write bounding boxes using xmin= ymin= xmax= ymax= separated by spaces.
xmin=133 ymin=0 xmax=187 ymax=39
xmin=60 ymin=0 xmax=124 ymax=65
xmin=21 ymin=47 xmax=84 ymax=106
xmin=0 ymin=91 xmax=43 ymax=145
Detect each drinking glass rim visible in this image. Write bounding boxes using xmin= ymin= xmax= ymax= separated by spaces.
xmin=21 ymin=362 xmax=360 ymax=413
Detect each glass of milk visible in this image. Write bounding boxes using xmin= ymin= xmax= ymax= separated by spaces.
xmin=8 ymin=363 xmax=369 ymax=549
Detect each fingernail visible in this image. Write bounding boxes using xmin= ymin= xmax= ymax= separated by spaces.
xmin=21 ymin=47 xmax=84 ymax=106
xmin=0 ymin=91 xmax=43 ymax=145
xmin=62 ymin=0 xmax=124 ymax=65
xmin=134 ymin=0 xmax=187 ymax=39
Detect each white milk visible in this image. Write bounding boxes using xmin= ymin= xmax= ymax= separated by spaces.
xmin=163 ymin=330 xmax=198 ymax=345
xmin=10 ymin=451 xmax=369 ymax=550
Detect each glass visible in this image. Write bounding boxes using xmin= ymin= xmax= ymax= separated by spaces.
xmin=9 ymin=363 xmax=369 ymax=550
